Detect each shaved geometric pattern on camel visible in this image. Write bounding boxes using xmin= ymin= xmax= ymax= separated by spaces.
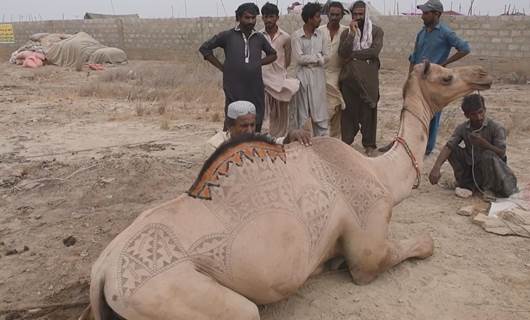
xmin=202 ymin=147 xmax=337 ymax=255
xmin=312 ymin=143 xmax=390 ymax=229
xmin=80 ymin=63 xmax=493 ymax=320
xmin=188 ymin=141 xmax=286 ymax=200
xmin=118 ymin=224 xmax=187 ymax=297
xmin=118 ymin=224 xmax=232 ymax=297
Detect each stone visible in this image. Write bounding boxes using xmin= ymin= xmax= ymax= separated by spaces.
xmin=457 ymin=205 xmax=475 ymax=216
xmin=455 ymin=187 xmax=473 ymax=199
xmin=473 ymin=209 xmax=530 ymax=238
xmin=63 ymin=236 xmax=77 ymax=247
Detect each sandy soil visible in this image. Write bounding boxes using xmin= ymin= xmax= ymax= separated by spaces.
xmin=0 ymin=61 xmax=529 ymax=320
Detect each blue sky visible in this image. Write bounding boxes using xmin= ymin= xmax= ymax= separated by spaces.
xmin=1 ymin=0 xmax=529 ymax=21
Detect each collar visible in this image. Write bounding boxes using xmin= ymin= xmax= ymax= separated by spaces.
xmin=465 ymin=118 xmax=489 ymax=129
xmin=234 ymin=26 xmax=257 ymax=36
xmin=423 ymin=22 xmax=441 ymax=32
xmin=260 ymin=27 xmax=285 ymax=40
xmin=295 ymin=27 xmax=318 ymax=39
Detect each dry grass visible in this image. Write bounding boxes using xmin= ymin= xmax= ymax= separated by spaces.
xmin=160 ymin=118 xmax=170 ymax=130
xmin=77 ymin=61 xmax=224 ymax=120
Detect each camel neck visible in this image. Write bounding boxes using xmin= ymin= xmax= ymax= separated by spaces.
xmin=372 ymin=78 xmax=433 ymax=204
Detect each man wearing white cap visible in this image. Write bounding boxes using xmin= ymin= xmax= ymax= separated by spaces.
xmin=207 ymin=101 xmax=312 ymax=150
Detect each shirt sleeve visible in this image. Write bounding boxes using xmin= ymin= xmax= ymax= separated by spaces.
xmin=446 ymin=30 xmax=470 ymax=53
xmin=261 ymin=34 xmax=277 ymax=56
xmin=409 ymin=32 xmax=420 ymax=64
xmin=199 ymin=31 xmax=227 ymax=58
xmin=291 ymin=34 xmax=319 ymax=65
xmin=320 ymin=32 xmax=331 ymax=64
xmin=338 ymin=29 xmax=354 ymax=59
xmin=446 ymin=124 xmax=465 ymax=150
xmin=491 ymin=123 xmax=507 ymax=152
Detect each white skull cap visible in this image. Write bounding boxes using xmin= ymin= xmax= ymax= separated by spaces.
xmin=227 ymin=101 xmax=256 ymax=119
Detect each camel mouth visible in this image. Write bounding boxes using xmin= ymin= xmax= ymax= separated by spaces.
xmin=472 ymin=80 xmax=493 ymax=90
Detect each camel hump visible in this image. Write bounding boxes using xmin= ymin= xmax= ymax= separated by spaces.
xmin=188 ymin=134 xmax=286 ymax=200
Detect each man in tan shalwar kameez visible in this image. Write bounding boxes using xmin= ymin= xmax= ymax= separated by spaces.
xmin=260 ymin=3 xmax=300 ymax=137
xmin=319 ymin=1 xmax=349 ymax=138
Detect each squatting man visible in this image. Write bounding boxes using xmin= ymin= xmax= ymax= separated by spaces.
xmin=429 ymin=94 xmax=518 ymax=198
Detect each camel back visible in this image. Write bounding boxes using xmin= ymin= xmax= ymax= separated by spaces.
xmin=188 ymin=134 xmax=286 ymax=200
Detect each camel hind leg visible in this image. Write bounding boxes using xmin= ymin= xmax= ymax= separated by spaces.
xmin=342 ymin=204 xmax=434 ymax=285
xmin=115 ymin=264 xmax=260 ymax=320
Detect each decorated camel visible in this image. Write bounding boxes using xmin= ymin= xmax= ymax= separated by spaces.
xmin=80 ymin=62 xmax=492 ymax=320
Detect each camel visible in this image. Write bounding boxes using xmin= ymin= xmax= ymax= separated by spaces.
xmin=79 ymin=61 xmax=492 ymax=320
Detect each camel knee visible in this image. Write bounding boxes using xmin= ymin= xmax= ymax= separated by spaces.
xmin=347 ymin=245 xmax=391 ymax=285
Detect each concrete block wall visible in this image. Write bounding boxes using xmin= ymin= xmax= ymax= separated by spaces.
xmin=1 ymin=15 xmax=530 ymax=67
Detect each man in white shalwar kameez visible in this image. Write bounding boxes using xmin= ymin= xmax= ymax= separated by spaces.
xmin=290 ymin=2 xmax=330 ymax=137
xmin=319 ymin=1 xmax=349 ymax=138
xmin=260 ymin=2 xmax=300 ymax=137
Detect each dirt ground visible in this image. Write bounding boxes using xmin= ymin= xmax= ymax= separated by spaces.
xmin=0 ymin=60 xmax=529 ymax=320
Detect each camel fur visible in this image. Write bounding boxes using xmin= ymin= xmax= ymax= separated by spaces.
xmin=80 ymin=62 xmax=492 ymax=320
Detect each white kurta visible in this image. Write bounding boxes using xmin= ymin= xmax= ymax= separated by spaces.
xmin=319 ymin=24 xmax=348 ymax=111
xmin=290 ymin=28 xmax=330 ymax=132
xmin=261 ymin=28 xmax=299 ymax=102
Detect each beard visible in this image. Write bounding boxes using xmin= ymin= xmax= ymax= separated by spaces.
xmin=356 ymin=19 xmax=365 ymax=30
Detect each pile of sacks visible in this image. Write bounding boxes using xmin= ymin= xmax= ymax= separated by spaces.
xmin=10 ymin=32 xmax=127 ymax=69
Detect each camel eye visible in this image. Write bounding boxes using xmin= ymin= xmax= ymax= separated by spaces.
xmin=442 ymin=75 xmax=453 ymax=85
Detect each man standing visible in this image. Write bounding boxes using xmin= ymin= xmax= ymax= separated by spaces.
xmin=260 ymin=2 xmax=300 ymax=137
xmin=429 ymin=95 xmax=518 ymax=198
xmin=290 ymin=2 xmax=330 ymax=136
xmin=411 ymin=0 xmax=471 ymax=155
xmin=319 ymin=1 xmax=349 ymax=138
xmin=338 ymin=0 xmax=383 ymax=155
xmin=199 ymin=3 xmax=277 ymax=133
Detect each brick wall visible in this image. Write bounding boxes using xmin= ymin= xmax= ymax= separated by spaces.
xmin=1 ymin=15 xmax=529 ymax=71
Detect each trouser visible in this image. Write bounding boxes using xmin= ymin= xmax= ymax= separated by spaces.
xmin=448 ymin=147 xmax=518 ymax=198
xmin=426 ymin=111 xmax=442 ymax=154
xmin=311 ymin=119 xmax=329 ymax=137
xmin=329 ymin=105 xmax=342 ymax=139
xmin=263 ymin=92 xmax=289 ymax=138
xmin=340 ymin=81 xmax=377 ymax=148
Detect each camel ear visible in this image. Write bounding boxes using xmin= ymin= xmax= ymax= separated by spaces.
xmin=422 ymin=60 xmax=431 ymax=78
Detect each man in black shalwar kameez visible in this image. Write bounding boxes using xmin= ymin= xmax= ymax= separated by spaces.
xmin=199 ymin=2 xmax=277 ymax=132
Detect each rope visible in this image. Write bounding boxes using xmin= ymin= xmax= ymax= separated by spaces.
xmin=395 ymin=136 xmax=421 ymax=189
xmin=470 ymin=90 xmax=487 ymax=197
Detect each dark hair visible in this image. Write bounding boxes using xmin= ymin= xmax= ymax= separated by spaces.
xmin=328 ymin=1 xmax=346 ymax=12
xmin=302 ymin=2 xmax=322 ymax=23
xmin=236 ymin=2 xmax=260 ymax=19
xmin=225 ymin=117 xmax=236 ymax=128
xmin=261 ymin=2 xmax=279 ymax=16
xmin=461 ymin=94 xmax=486 ymax=114
xmin=351 ymin=0 xmax=366 ymax=10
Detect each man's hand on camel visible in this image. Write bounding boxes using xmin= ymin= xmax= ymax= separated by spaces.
xmin=429 ymin=167 xmax=441 ymax=185
xmin=286 ymin=129 xmax=312 ymax=146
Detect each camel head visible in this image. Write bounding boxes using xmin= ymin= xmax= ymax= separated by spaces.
xmin=408 ymin=61 xmax=493 ymax=114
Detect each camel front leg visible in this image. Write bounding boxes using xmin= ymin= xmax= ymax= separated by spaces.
xmin=342 ymin=207 xmax=434 ymax=285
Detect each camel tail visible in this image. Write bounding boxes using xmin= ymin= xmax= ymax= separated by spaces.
xmin=80 ymin=275 xmax=122 ymax=320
